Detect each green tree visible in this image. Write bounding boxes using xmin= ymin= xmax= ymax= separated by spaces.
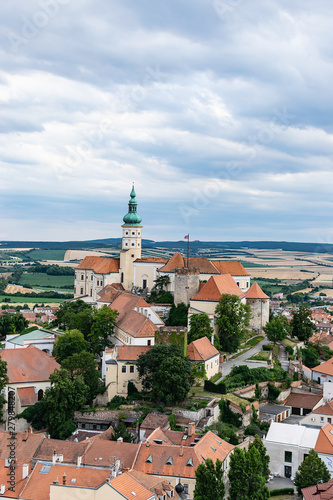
xmin=263 ymin=317 xmax=287 ymax=344
xmin=166 ymin=302 xmax=188 ymax=326
xmin=52 ymin=329 xmax=90 ymax=363
xmin=215 ymin=294 xmax=251 ymax=353
xmin=111 ymin=421 xmax=133 ymax=443
xmin=291 ymin=305 xmax=314 ymax=344
xmin=301 ymin=345 xmax=320 ymax=369
xmin=294 ymin=449 xmax=330 ymax=495
xmin=137 ymin=344 xmax=192 ymax=404
xmin=249 ymin=434 xmax=270 ymax=481
xmin=53 ymin=300 xmax=93 ymax=336
xmin=228 ymin=446 xmax=270 ymax=500
xmin=89 ymin=305 xmax=119 ymax=354
xmin=0 ymin=359 xmax=8 ymax=422
xmin=19 ymin=368 xmax=88 ymax=440
xmin=189 ymin=313 xmax=220 ymax=348
xmin=194 ymin=458 xmax=225 ymax=500
xmin=0 ymin=314 xmax=15 ymax=338
xmin=61 ymin=351 xmax=103 ymax=405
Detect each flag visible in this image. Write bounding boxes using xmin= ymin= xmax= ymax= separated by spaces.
xmin=184 ymin=234 xmax=189 ymax=240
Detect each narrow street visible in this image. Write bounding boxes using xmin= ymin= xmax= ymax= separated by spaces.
xmin=221 ymin=336 xmax=270 ymax=377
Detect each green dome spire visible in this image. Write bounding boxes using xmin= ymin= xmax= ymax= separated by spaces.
xmin=123 ymin=184 xmax=142 ymax=226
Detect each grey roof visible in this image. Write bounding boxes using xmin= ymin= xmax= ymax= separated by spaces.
xmin=9 ymin=328 xmax=55 ymax=346
xmin=260 ymin=403 xmax=291 ymax=416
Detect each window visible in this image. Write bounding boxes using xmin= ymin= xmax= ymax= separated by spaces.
xmin=80 ymin=288 xmax=83 ymax=295
xmin=284 ymin=466 xmax=292 ymax=478
xmin=320 ymin=417 xmax=325 ymax=423
xmin=125 ymin=242 xmax=128 ymax=247
xmin=131 ymin=243 xmax=135 ymax=247
xmin=91 ymin=275 xmax=93 ymax=280
xmin=131 ymin=231 xmax=135 ymax=236
xmin=138 ymin=232 xmax=141 ymax=236
xmin=236 ymin=281 xmax=240 ymax=286
xmin=183 ymin=484 xmax=189 ymax=495
xmin=121 ymin=366 xmax=126 ymax=373
xmin=211 ymin=362 xmax=213 ymax=369
xmin=81 ymin=274 xmax=84 ymax=280
xmin=97 ymin=280 xmax=99 ymax=286
xmin=147 ymin=340 xmax=151 ymax=346
xmin=121 ymin=272 xmax=124 ymax=283
xmin=38 ymin=389 xmax=43 ymax=401
xmin=74 ymin=287 xmax=76 ymax=294
xmin=328 ymin=418 xmax=332 ymax=424
xmin=142 ymin=279 xmax=147 ymax=289
xmin=129 ymin=365 xmax=135 ymax=373
xmin=285 ymin=451 xmax=292 ymax=463
xmin=125 ymin=231 xmax=129 ymax=235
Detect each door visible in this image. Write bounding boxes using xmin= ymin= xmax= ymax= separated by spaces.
xmin=284 ymin=466 xmax=292 ymax=478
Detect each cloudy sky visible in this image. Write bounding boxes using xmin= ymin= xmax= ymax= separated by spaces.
xmin=1 ymin=0 xmax=333 ymax=243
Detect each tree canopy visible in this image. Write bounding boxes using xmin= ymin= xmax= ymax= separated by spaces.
xmin=194 ymin=458 xmax=225 ymax=500
xmin=215 ymin=294 xmax=251 ymax=353
xmin=290 ymin=305 xmax=314 ymax=344
xmin=0 ymin=360 xmax=8 ymax=422
xmin=189 ymin=313 xmax=220 ymax=348
xmin=136 ymin=344 xmax=192 ymax=404
xmin=166 ymin=302 xmax=189 ymax=327
xmin=89 ymin=305 xmax=119 ymax=354
xmin=294 ymin=449 xmax=330 ymax=495
xmin=228 ymin=445 xmax=270 ymax=500
xmin=52 ymin=329 xmax=90 ymax=363
xmin=264 ymin=317 xmax=288 ymax=344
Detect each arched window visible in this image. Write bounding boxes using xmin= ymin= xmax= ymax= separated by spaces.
xmin=38 ymin=389 xmax=44 ymax=401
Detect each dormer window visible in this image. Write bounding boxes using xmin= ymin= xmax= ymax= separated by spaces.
xmin=186 ymin=458 xmax=193 ymax=466
xmin=166 ymin=457 xmax=173 ymax=465
xmin=146 ymin=455 xmax=152 ymax=463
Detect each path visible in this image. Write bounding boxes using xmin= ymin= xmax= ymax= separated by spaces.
xmin=221 ymin=336 xmax=270 ymax=377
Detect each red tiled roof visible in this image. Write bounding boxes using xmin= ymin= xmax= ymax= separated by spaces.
xmin=302 ymin=479 xmax=333 ymax=500
xmin=0 ymin=345 xmax=60 ymax=383
xmin=116 ymin=345 xmax=151 ymax=361
xmin=315 ymin=423 xmax=333 ymax=454
xmin=0 ymin=459 xmax=27 ymax=498
xmin=135 ymin=258 xmax=168 ymax=263
xmin=187 ymin=336 xmax=219 ymax=362
xmin=17 ymin=387 xmax=38 ymax=407
xmin=141 ymin=413 xmax=170 ymax=430
xmin=76 ymin=256 xmax=120 ymax=274
xmin=0 ymin=431 xmax=44 ymax=465
xmin=159 ymin=253 xmax=219 ymax=274
xmin=34 ymin=438 xmax=90 ymax=463
xmin=210 ymin=260 xmax=250 ymax=276
xmin=284 ymin=392 xmax=323 ymax=410
xmin=246 ymin=282 xmax=269 ymax=299
xmin=191 ymin=274 xmax=244 ymax=302
xmin=111 ymin=294 xmax=157 ymax=338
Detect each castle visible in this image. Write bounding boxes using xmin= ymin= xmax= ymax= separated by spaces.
xmin=74 ymin=186 xmax=269 ymax=333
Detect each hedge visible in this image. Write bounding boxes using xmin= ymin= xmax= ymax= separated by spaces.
xmin=204 ymin=380 xmax=226 ymax=394
xmin=263 ymin=344 xmax=273 ymax=351
xmin=269 ymin=487 xmax=294 ymax=496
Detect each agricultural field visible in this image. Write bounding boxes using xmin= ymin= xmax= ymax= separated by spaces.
xmin=19 ymin=273 xmax=74 ymax=291
xmin=0 ymin=296 xmax=65 ymax=304
xmin=26 ymin=249 xmax=67 ymax=261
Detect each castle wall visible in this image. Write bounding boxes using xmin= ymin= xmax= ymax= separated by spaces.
xmin=174 ymin=269 xmax=200 ymax=306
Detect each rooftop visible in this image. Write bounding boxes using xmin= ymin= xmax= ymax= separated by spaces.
xmin=76 ymin=256 xmax=120 ymax=274
xmin=0 ymin=345 xmax=60 ymax=383
xmin=187 ymin=336 xmax=219 ymax=362
xmin=191 ymin=274 xmax=244 ymax=302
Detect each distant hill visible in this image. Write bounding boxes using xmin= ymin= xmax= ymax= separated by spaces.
xmin=1 ymin=239 xmax=333 ymax=254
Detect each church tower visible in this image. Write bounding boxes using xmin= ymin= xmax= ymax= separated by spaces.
xmin=119 ymin=185 xmax=143 ymax=290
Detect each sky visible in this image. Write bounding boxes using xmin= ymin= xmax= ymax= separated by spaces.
xmin=1 ymin=0 xmax=333 ymax=243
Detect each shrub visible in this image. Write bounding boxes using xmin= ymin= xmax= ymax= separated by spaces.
xmin=107 ymin=395 xmax=127 ymax=410
xmin=263 ymin=345 xmax=273 ymax=351
xmin=285 ymin=345 xmax=294 ymax=356
xmin=268 ymin=384 xmax=281 ymax=401
xmin=269 ymin=488 xmax=294 ymax=496
xmin=204 ymin=380 xmax=226 ymax=394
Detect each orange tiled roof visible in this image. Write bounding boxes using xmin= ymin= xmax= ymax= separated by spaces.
xmin=191 ymin=274 xmax=244 ymax=302
xmin=21 ymin=462 xmax=111 ymax=500
xmin=111 ymin=293 xmax=157 ymax=338
xmin=187 ymin=336 xmax=219 ymax=362
xmin=17 ymin=387 xmax=38 ymax=407
xmin=313 ymin=401 xmax=333 ymax=416
xmin=83 ymin=440 xmax=139 ymax=469
xmin=148 ymin=427 xmax=200 ymax=447
xmin=34 ymin=438 xmax=90 ymax=463
xmin=313 ymin=358 xmax=333 ymax=377
xmin=76 ymin=256 xmax=120 ymax=274
xmin=0 ymin=459 xmax=27 ymax=498
xmin=127 ymin=470 xmax=179 ymax=498
xmin=302 ymin=478 xmax=333 ymax=500
xmin=133 ymin=431 xmax=234 ymax=479
xmin=110 ymin=471 xmax=155 ymax=500
xmin=315 ymin=423 xmax=333 ymax=454
xmin=135 ymin=258 xmax=168 ymax=263
xmin=210 ymin=260 xmax=250 ymax=276
xmin=0 ymin=345 xmax=60 ymax=383
xmin=116 ymin=345 xmax=151 ymax=361
xmin=141 ymin=413 xmax=170 ymax=430
xmin=0 ymin=431 xmax=44 ymax=465
xmin=246 ymin=282 xmax=269 ymax=299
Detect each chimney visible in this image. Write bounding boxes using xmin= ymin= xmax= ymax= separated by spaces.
xmin=29 ymin=427 xmax=33 ymax=434
xmin=180 ymin=446 xmax=183 ymax=457
xmin=22 ymin=464 xmax=29 ymax=480
xmin=24 ymin=430 xmax=28 ymax=441
xmin=146 ymin=441 xmax=150 ymax=447
xmin=0 ymin=484 xmax=5 ymax=495
xmin=117 ymin=437 xmax=123 ymax=444
xmin=77 ymin=456 xmax=82 ymax=468
xmin=62 ymin=473 xmax=66 ymax=486
xmin=188 ymin=422 xmax=195 ymax=437
xmin=4 ymin=458 xmax=10 ymax=468
xmin=53 ymin=478 xmax=59 ymax=485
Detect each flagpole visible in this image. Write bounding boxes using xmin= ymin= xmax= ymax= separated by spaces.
xmin=187 ymin=234 xmax=189 ymax=268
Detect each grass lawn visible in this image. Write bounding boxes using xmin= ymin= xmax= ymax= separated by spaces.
xmin=245 ymin=335 xmax=263 ymax=348
xmin=223 ymin=393 xmax=247 ymax=406
xmin=190 ymin=385 xmax=223 ymax=399
xmin=282 ymin=338 xmax=299 ymax=348
xmin=249 ymin=350 xmax=270 ymax=361
xmin=19 ymin=273 xmax=74 ymax=289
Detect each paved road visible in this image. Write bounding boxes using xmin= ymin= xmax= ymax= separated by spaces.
xmin=221 ymin=336 xmax=271 ymax=377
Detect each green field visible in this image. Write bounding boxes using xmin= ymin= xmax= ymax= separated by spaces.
xmin=19 ymin=273 xmax=74 ymax=290
xmin=0 ymin=296 xmax=65 ymax=304
xmin=241 ymin=261 xmax=268 ymax=268
xmin=26 ymin=249 xmax=67 ymax=261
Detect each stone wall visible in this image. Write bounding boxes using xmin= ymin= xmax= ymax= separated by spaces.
xmin=247 ymin=298 xmax=269 ymax=333
xmin=174 ymin=268 xmax=200 ymax=306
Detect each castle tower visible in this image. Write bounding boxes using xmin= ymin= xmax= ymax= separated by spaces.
xmin=120 ymin=185 xmax=143 ymax=290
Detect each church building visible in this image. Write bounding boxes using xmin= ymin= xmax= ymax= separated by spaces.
xmin=74 ymin=186 xmax=269 ymax=333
